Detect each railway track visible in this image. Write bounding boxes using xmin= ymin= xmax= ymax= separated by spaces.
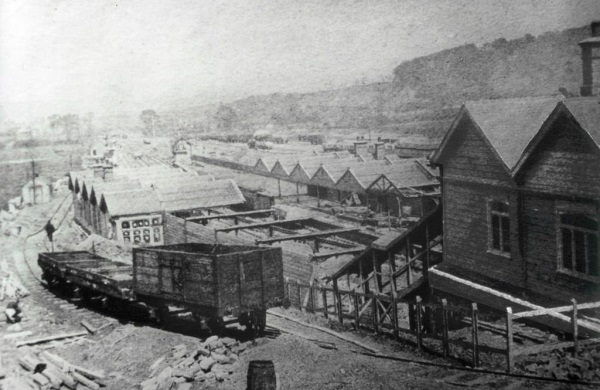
xmin=266 ymin=311 xmax=597 ymax=389
xmin=5 ymin=243 xmax=118 ymax=343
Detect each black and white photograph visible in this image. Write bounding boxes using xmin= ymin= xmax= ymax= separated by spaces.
xmin=1 ymin=1 xmax=600 ymax=388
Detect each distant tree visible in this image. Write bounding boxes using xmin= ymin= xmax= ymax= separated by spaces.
xmin=62 ymin=114 xmax=80 ymax=141
xmin=48 ymin=114 xmax=80 ymax=141
xmin=82 ymin=112 xmax=94 ymax=138
xmin=214 ymin=104 xmax=237 ymax=131
xmin=140 ymin=109 xmax=160 ymax=137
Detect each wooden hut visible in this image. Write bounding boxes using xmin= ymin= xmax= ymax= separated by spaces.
xmin=430 ymin=96 xmax=600 ymax=309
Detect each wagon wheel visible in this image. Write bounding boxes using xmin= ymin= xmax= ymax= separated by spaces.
xmin=257 ymin=309 xmax=267 ymax=335
xmin=149 ymin=305 xmax=169 ymax=326
xmin=245 ymin=311 xmax=265 ymax=338
xmin=207 ymin=317 xmax=224 ymax=335
xmin=157 ymin=306 xmax=170 ymax=325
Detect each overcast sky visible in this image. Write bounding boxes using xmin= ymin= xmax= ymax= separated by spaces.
xmin=1 ymin=0 xmax=600 ymax=122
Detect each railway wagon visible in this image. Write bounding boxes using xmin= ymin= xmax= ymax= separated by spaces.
xmin=133 ymin=243 xmax=284 ymax=333
xmin=38 ymin=243 xmax=285 ymax=334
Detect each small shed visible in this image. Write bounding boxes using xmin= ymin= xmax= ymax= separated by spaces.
xmin=22 ymin=177 xmax=53 ymax=205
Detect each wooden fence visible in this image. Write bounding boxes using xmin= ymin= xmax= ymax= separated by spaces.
xmin=505 ymin=299 xmax=600 ymax=373
xmin=284 ymin=278 xmax=483 ymax=368
xmin=284 ymin=279 xmax=600 ymax=373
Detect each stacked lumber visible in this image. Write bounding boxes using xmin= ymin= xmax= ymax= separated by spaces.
xmin=140 ymin=336 xmax=250 ymax=390
xmin=0 ymin=272 xmax=30 ymax=301
xmin=16 ymin=350 xmax=106 ymax=389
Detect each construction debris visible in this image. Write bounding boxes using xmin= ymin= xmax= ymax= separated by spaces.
xmin=16 ymin=330 xmax=89 ymax=348
xmin=140 ymin=336 xmax=250 ymax=389
xmin=0 ymin=272 xmax=30 ymax=301
xmin=15 ymin=350 xmax=106 ymax=390
xmin=518 ymin=346 xmax=600 ymax=381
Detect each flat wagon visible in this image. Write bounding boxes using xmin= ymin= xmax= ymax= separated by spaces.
xmin=38 ymin=243 xmax=285 ymax=334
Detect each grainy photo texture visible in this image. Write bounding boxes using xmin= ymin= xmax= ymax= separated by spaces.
xmin=1 ymin=1 xmax=600 ymax=389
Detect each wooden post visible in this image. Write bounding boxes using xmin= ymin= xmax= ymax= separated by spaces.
xmin=424 ymin=224 xmax=430 ymax=278
xmin=268 ymin=226 xmax=274 ymax=237
xmin=314 ymin=238 xmax=320 ymax=253
xmin=310 ymin=283 xmax=317 ymax=313
xmin=286 ymin=278 xmax=291 ymax=304
xmin=296 ymin=182 xmax=300 ymax=203
xmin=371 ymin=292 xmax=379 ymax=333
xmin=234 ymin=216 xmax=239 ymax=225
xmin=442 ymin=299 xmax=449 ymax=358
xmin=278 ymin=178 xmax=281 ymax=198
xmin=333 ymin=279 xmax=343 ymax=325
xmin=371 ymin=251 xmax=381 ymax=292
xmin=392 ymin=296 xmax=399 ymax=341
xmin=572 ymin=298 xmax=578 ymax=357
xmin=322 ymin=288 xmax=328 ymax=319
xmin=296 ymin=281 xmax=301 ymax=309
xmin=415 ymin=296 xmax=423 ymax=350
xmin=359 ymin=258 xmax=367 ymax=294
xmin=353 ymin=292 xmax=360 ymax=329
xmin=389 ymin=252 xmax=397 ymax=293
xmin=316 ymin=186 xmax=321 ymax=208
xmin=471 ymin=302 xmax=479 ymax=368
xmin=506 ymin=307 xmax=514 ymax=373
xmin=406 ymin=238 xmax=412 ymax=286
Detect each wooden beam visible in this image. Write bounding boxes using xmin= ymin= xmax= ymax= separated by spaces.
xmin=310 ymin=248 xmax=365 ymax=260
xmin=186 ymin=209 xmax=276 ymax=222
xmin=256 ymin=228 xmax=360 ymax=245
xmin=215 ymin=218 xmax=309 ymax=233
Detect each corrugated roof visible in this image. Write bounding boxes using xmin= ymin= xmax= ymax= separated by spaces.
xmin=465 ymin=96 xmax=561 ymax=169
xmin=102 ymin=189 xmax=162 ymax=217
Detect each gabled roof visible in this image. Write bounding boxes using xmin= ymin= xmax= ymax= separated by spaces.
xmin=512 ymin=99 xmax=600 ymax=175
xmin=311 ymin=160 xmax=390 ymax=188
xmin=155 ymin=179 xmax=244 ymax=212
xmin=562 ymin=98 xmax=600 ymax=147
xmin=432 ymin=96 xmax=561 ymax=171
xmin=102 ymin=189 xmax=162 ymax=217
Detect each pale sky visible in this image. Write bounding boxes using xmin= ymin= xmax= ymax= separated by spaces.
xmin=1 ymin=0 xmax=600 ymax=122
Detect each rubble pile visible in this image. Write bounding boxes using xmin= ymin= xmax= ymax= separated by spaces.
xmin=519 ymin=346 xmax=600 ymax=381
xmin=0 ymin=267 xmax=30 ymax=301
xmin=140 ymin=335 xmax=250 ymax=390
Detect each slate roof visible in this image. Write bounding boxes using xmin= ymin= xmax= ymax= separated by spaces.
xmin=464 ymin=96 xmax=560 ymax=169
xmin=562 ymin=98 xmax=600 ymax=148
xmin=433 ymin=96 xmax=600 ymax=175
xmin=155 ymin=179 xmax=244 ymax=212
xmin=102 ymin=189 xmax=162 ymax=217
xmin=382 ymin=162 xmax=440 ymax=189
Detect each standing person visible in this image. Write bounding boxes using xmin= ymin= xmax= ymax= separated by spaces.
xmin=5 ymin=298 xmax=23 ymax=323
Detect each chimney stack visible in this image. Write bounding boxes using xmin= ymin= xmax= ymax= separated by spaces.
xmin=354 ymin=141 xmax=368 ymax=157
xmin=374 ymin=142 xmax=385 ymax=160
xmin=579 ymin=22 xmax=600 ymax=96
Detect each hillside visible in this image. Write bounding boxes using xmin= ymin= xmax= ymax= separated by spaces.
xmin=166 ymin=25 xmax=589 ymax=141
xmin=392 ymin=26 xmax=586 ymax=103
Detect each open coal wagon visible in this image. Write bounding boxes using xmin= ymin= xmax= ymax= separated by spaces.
xmin=38 ymin=243 xmax=285 ymax=335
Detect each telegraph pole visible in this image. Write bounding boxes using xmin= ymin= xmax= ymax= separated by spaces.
xmin=31 ymin=159 xmax=36 ymax=205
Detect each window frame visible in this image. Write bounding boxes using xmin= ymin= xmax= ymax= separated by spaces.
xmin=487 ymin=198 xmax=511 ymax=258
xmin=556 ymin=202 xmax=600 ymax=283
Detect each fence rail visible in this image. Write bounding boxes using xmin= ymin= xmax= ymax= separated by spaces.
xmin=284 ymin=278 xmax=482 ymax=368
xmin=506 ymin=299 xmax=600 ymax=373
xmin=284 ymin=279 xmax=600 ymax=373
